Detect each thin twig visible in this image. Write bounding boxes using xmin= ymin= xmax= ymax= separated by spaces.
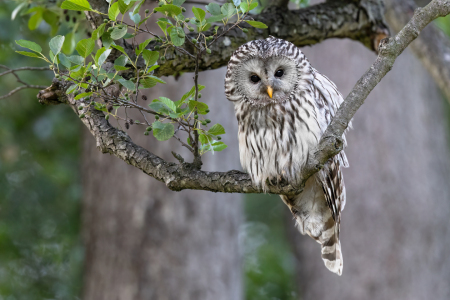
xmin=0 ymin=85 xmax=48 ymax=100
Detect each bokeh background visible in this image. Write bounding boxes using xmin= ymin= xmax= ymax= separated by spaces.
xmin=0 ymin=0 xmax=450 ymax=299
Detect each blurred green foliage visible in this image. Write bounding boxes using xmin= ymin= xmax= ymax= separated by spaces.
xmin=436 ymin=15 xmax=450 ymax=37
xmin=0 ymin=1 xmax=83 ymax=299
xmin=244 ymin=194 xmax=297 ymax=300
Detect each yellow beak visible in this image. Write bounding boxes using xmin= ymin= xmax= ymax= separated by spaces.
xmin=267 ymin=86 xmax=273 ymax=98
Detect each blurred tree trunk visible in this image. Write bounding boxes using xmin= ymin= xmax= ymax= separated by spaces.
xmin=80 ymin=69 xmax=243 ymax=300
xmin=289 ymin=29 xmax=450 ymax=299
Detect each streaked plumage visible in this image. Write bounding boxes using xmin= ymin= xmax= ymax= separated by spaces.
xmin=224 ymin=36 xmax=350 ymax=275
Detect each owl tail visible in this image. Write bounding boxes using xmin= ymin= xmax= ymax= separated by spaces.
xmin=282 ymin=192 xmax=343 ymax=276
xmin=317 ymin=216 xmax=343 ymax=276
xmin=294 ymin=213 xmax=343 ymax=275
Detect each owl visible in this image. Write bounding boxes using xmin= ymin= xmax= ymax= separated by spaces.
xmin=224 ymin=36 xmax=350 ymax=275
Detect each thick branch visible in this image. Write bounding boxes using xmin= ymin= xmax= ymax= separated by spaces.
xmin=85 ymin=0 xmax=389 ymax=76
xmin=153 ymin=1 xmax=389 ymax=76
xmin=36 ymin=0 xmax=449 ymax=195
xmin=385 ymin=0 xmax=450 ymax=101
xmin=301 ymin=0 xmax=450 ymax=181
xmin=37 ymin=79 xmax=302 ymax=196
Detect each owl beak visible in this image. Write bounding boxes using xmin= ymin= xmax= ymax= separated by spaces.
xmin=267 ymin=86 xmax=273 ymax=98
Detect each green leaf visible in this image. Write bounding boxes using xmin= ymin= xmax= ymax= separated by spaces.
xmin=206 ymin=3 xmax=221 ymax=15
xmin=118 ymin=0 xmax=134 ymax=14
xmin=133 ymin=0 xmax=144 ymax=14
xmin=129 ymin=12 xmax=141 ymax=24
xmin=58 ymin=53 xmax=71 ymax=68
xmin=159 ymin=97 xmax=176 ymax=112
xmin=74 ymin=92 xmax=93 ymax=100
xmin=157 ymin=21 xmax=168 ymax=34
xmin=28 ymin=9 xmax=43 ymax=30
xmin=16 ymin=40 xmax=42 ymax=53
xmin=152 ymin=121 xmax=175 ymax=141
xmin=233 ymin=0 xmax=241 ymax=7
xmin=249 ymin=2 xmax=258 ymax=11
xmin=147 ymin=65 xmax=160 ymax=73
xmin=67 ymin=84 xmax=78 ymax=94
xmin=111 ymin=45 xmax=129 ymax=58
xmin=115 ymin=55 xmax=128 ymax=66
xmin=208 ymin=124 xmax=225 ymax=135
xmin=240 ymin=2 xmax=248 ymax=12
xmin=142 ymin=49 xmax=159 ymax=66
xmin=245 ymin=20 xmax=268 ymax=28
xmin=49 ymin=50 xmax=56 ymax=63
xmin=43 ymin=10 xmax=60 ymax=35
xmin=173 ymin=0 xmax=185 ymax=6
xmin=71 ymin=66 xmax=86 ymax=80
xmin=192 ymin=6 xmax=205 ymax=22
xmin=138 ymin=15 xmax=151 ymax=27
xmin=61 ymin=0 xmax=92 ymax=11
xmin=76 ymin=38 xmax=95 ymax=58
xmin=118 ymin=78 xmax=135 ymax=90
xmin=49 ymin=35 xmax=65 ymax=56
xmin=97 ymin=48 xmax=112 ymax=67
xmin=109 ymin=2 xmax=120 ymax=20
xmin=62 ymin=32 xmax=76 ymax=54
xmin=169 ymin=27 xmax=185 ymax=46
xmin=136 ymin=38 xmax=152 ymax=56
xmin=209 ymin=141 xmax=227 ymax=151
xmin=154 ymin=4 xmax=182 ymax=17
xmin=199 ymin=133 xmax=212 ymax=145
xmin=149 ymin=102 xmax=171 ymax=115
xmin=202 ymin=23 xmax=212 ymax=32
xmin=94 ymin=102 xmax=107 ymax=112
xmin=189 ymin=100 xmax=209 ymax=114
xmin=92 ymin=23 xmax=106 ymax=40
xmin=206 ymin=14 xmax=225 ymax=23
xmin=140 ymin=76 xmax=166 ymax=88
xmin=110 ymin=25 xmax=128 ymax=40
xmin=15 ymin=51 xmax=41 ymax=58
xmin=114 ymin=65 xmax=129 ymax=71
xmin=221 ymin=3 xmax=236 ymax=18
xmin=180 ymin=85 xmax=205 ymax=102
xmin=102 ymin=32 xmax=115 ymax=49
xmin=67 ymin=55 xmax=84 ymax=65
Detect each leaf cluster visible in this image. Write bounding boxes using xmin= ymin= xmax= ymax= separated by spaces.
xmin=15 ymin=0 xmax=267 ymax=158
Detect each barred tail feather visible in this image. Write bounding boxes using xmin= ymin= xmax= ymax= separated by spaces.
xmin=293 ymin=213 xmax=343 ymax=276
xmin=319 ymin=217 xmax=343 ymax=275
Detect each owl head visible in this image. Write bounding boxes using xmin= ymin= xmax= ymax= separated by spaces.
xmin=224 ymin=36 xmax=311 ymax=106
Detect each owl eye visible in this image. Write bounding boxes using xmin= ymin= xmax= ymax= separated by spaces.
xmin=275 ymin=69 xmax=284 ymax=77
xmin=250 ymin=75 xmax=260 ymax=83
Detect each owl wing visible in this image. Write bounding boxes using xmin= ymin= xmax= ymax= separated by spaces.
xmin=311 ymin=69 xmax=350 ymax=228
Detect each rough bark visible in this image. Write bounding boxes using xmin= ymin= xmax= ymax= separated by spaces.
xmin=385 ymin=0 xmax=450 ymax=101
xmin=288 ymin=27 xmax=450 ymax=300
xmin=87 ymin=0 xmax=389 ymax=77
xmin=81 ymin=69 xmax=243 ymax=300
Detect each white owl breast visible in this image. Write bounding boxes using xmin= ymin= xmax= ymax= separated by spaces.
xmin=234 ymin=92 xmax=322 ymax=189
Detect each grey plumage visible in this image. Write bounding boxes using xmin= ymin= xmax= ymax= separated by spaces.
xmin=224 ymin=36 xmax=350 ymax=275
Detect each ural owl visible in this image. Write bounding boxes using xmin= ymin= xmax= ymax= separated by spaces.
xmin=224 ymin=36 xmax=350 ymax=275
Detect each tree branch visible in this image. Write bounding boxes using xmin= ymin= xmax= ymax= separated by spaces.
xmin=85 ymin=0 xmax=389 ymax=76
xmin=37 ymin=0 xmax=450 ymax=195
xmin=301 ymin=0 xmax=450 ymax=182
xmin=385 ymin=0 xmax=450 ymax=101
xmin=37 ymin=78 xmax=302 ymax=196
xmin=151 ymin=0 xmax=389 ymax=76
xmin=0 ymin=65 xmax=50 ymax=100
